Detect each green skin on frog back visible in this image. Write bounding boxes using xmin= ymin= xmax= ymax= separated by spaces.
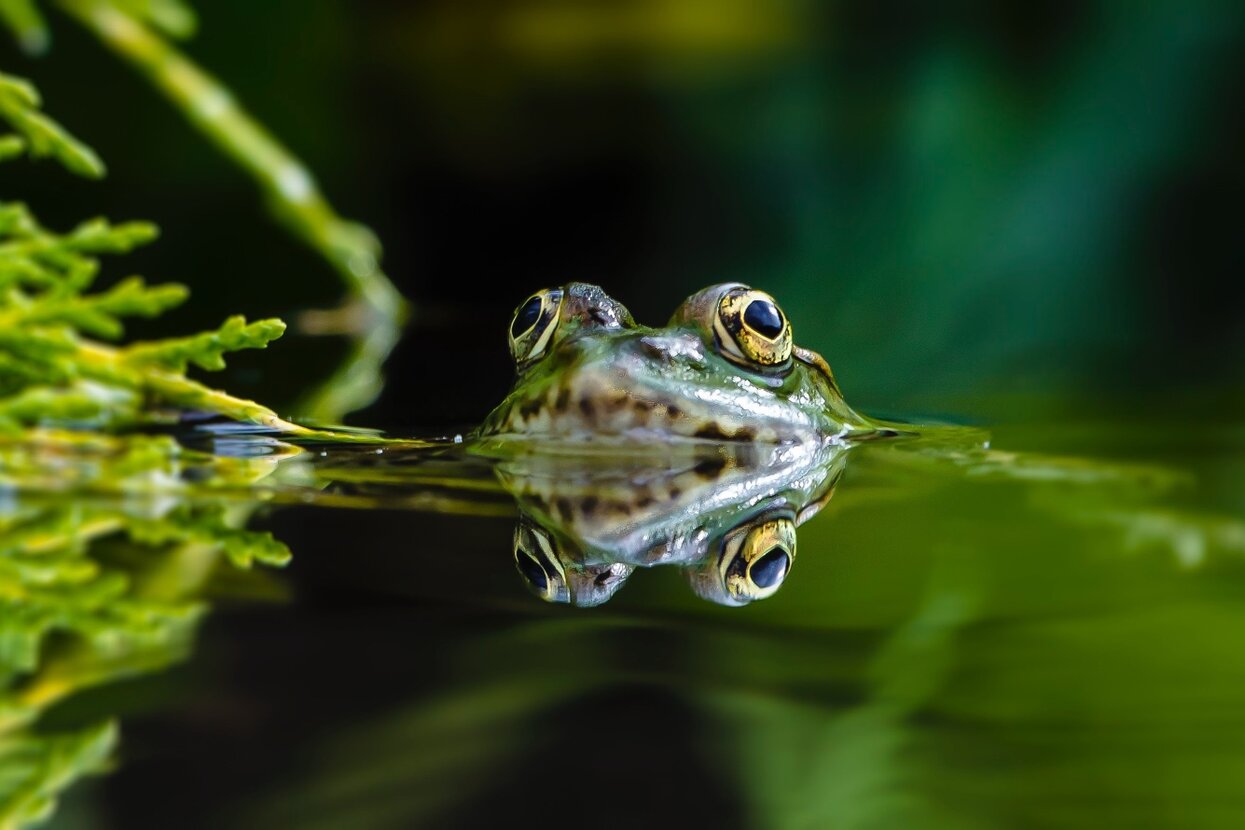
xmin=476 ymin=282 xmax=879 ymax=447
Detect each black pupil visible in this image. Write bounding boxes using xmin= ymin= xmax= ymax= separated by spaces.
xmin=749 ymin=546 xmax=790 ymax=589
xmin=511 ymin=296 xmax=543 ymax=339
xmin=516 ymin=547 xmax=548 ymax=592
xmin=743 ymin=299 xmax=784 ymax=340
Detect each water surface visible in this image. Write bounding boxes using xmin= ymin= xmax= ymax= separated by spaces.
xmin=5 ymin=417 xmax=1245 ymax=829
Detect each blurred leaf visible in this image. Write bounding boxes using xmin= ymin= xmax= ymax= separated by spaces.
xmin=0 ymin=72 xmax=100 ymax=176
xmin=0 ymin=0 xmax=47 ymax=54
xmin=0 ymin=721 xmax=115 ymax=828
xmin=111 ymin=0 xmax=195 ymax=38
xmin=125 ymin=315 xmax=286 ymax=372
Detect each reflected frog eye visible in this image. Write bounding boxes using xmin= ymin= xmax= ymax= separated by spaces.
xmin=513 ymin=522 xmax=569 ymax=603
xmin=714 ymin=288 xmax=793 ymax=371
xmin=718 ymin=515 xmax=797 ymax=603
xmin=508 ymin=288 xmax=564 ymax=368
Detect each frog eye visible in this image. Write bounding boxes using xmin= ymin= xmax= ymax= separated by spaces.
xmin=513 ymin=521 xmax=635 ymax=606
xmin=714 ymin=287 xmax=793 ymax=370
xmin=513 ymin=521 xmax=568 ymax=603
xmin=717 ymin=515 xmax=797 ymax=603
xmin=508 ymin=288 xmax=564 ymax=367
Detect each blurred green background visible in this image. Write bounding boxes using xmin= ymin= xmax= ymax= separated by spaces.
xmin=3 ymin=0 xmax=1242 ymax=432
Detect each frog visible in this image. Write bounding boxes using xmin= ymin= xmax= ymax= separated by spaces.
xmin=475 ymin=282 xmax=887 ymax=450
xmin=471 ymin=281 xmax=889 ymax=605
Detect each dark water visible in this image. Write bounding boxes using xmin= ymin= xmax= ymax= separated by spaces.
xmin=6 ymin=418 xmax=1245 ymax=829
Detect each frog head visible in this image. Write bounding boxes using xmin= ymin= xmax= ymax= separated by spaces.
xmin=477 ymin=282 xmax=873 ymax=447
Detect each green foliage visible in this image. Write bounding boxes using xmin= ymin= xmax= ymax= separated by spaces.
xmin=0 ymin=76 xmax=304 ymax=441
xmin=125 ymin=503 xmax=291 ymax=569
xmin=0 ymin=721 xmax=115 ymax=829
xmin=126 ymin=316 xmax=288 ymax=373
xmin=0 ymin=65 xmax=367 ymax=827
xmin=0 ymin=66 xmax=298 ymax=827
xmin=0 ymin=73 xmax=100 ymax=176
xmin=0 ymin=505 xmax=199 ymax=685
xmin=0 ymin=495 xmax=292 ymax=828
xmin=0 ymin=499 xmax=288 ymax=686
xmin=0 ymin=200 xmax=292 ymax=434
xmin=0 ymin=0 xmax=196 ymax=55
xmin=0 ymin=431 xmax=281 ymax=495
xmin=0 ymin=0 xmax=48 ymax=54
xmin=1 ymin=0 xmax=406 ymax=420
xmin=110 ymin=0 xmax=197 ymax=39
xmin=0 ymin=12 xmax=406 ymax=827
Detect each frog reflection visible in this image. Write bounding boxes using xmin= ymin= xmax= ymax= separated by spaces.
xmin=500 ymin=441 xmax=848 ymax=607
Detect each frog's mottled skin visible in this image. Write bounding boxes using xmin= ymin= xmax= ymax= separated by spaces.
xmin=476 ymin=282 xmax=877 ymax=448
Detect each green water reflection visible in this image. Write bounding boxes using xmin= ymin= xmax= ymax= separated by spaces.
xmin=2 ymin=420 xmax=1244 ymax=828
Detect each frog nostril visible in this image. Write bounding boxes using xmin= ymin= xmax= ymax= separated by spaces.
xmin=639 ymin=336 xmax=671 ymax=362
xmin=638 ymin=334 xmax=706 ymax=367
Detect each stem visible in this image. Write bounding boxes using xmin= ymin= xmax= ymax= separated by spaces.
xmin=73 ymin=338 xmax=312 ymax=433
xmin=55 ymin=0 xmax=406 ymax=420
xmin=70 ymin=340 xmax=433 ymax=445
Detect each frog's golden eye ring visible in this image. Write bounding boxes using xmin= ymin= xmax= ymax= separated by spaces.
xmin=513 ymin=521 xmax=568 ymax=603
xmin=717 ymin=515 xmax=797 ymax=603
xmin=713 ymin=288 xmax=793 ymax=371
xmin=508 ymin=288 xmax=564 ymax=368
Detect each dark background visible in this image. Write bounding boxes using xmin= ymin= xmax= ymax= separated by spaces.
xmin=4 ymin=0 xmax=1243 ymax=430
